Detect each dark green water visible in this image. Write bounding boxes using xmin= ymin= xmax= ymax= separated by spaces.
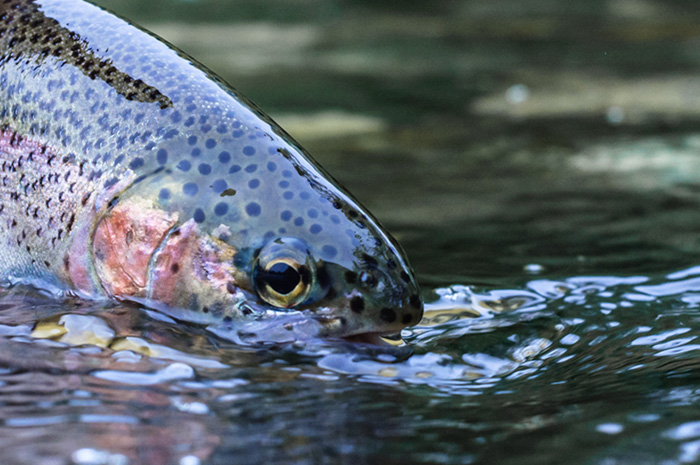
xmin=5 ymin=0 xmax=700 ymax=463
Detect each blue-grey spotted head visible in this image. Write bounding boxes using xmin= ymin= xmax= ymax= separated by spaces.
xmin=106 ymin=111 xmax=424 ymax=341
xmin=115 ymin=138 xmax=424 ymax=340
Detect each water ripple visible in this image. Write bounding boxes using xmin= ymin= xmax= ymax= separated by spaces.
xmin=4 ymin=266 xmax=700 ymax=463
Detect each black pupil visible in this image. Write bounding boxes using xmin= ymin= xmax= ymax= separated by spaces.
xmin=263 ymin=262 xmax=301 ymax=295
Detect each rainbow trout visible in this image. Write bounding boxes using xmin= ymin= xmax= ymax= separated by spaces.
xmin=0 ymin=0 xmax=423 ymax=342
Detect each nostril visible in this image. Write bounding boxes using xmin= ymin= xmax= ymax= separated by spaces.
xmin=359 ymin=271 xmax=377 ymax=287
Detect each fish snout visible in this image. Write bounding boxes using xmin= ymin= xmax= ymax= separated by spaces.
xmin=335 ymin=265 xmax=423 ymax=336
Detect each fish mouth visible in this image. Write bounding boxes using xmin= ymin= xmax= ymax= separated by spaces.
xmin=206 ymin=314 xmax=400 ymax=347
xmin=342 ymin=332 xmax=403 ymax=346
xmin=123 ymin=294 xmax=406 ymax=346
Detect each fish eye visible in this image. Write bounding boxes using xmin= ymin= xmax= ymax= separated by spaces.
xmin=263 ymin=262 xmax=301 ymax=294
xmin=253 ymin=238 xmax=314 ymax=308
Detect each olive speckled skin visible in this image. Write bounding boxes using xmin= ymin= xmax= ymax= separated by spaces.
xmin=0 ymin=0 xmax=423 ymax=339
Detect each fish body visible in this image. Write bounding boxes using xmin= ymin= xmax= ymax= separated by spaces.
xmin=0 ymin=0 xmax=423 ymax=340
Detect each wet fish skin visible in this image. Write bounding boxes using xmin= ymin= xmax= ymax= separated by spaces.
xmin=0 ymin=0 xmax=423 ymax=338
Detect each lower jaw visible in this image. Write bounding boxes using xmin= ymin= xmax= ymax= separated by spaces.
xmin=342 ymin=332 xmax=403 ymax=346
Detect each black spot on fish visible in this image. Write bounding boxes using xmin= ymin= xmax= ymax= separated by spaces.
xmin=170 ymin=263 xmax=179 ymax=274
xmin=402 ymin=313 xmax=412 ymax=324
xmin=218 ymin=151 xmax=231 ymax=163
xmin=226 ymin=281 xmax=236 ymax=294
xmin=214 ymin=202 xmax=228 ymax=216
xmin=245 ymin=202 xmax=261 ymax=217
xmin=129 ymin=157 xmax=144 ymax=170
xmin=400 ymin=271 xmax=411 ymax=283
xmin=410 ymin=294 xmax=421 ymax=309
xmin=345 ymin=270 xmax=357 ymax=284
xmin=322 ymin=245 xmax=337 ymax=259
xmin=183 ymin=182 xmax=198 ymax=196
xmin=193 ymin=208 xmax=205 ymax=223
xmin=350 ymin=296 xmax=364 ymax=313
xmin=380 ymin=308 xmax=397 ymax=323
xmin=211 ymin=179 xmax=227 ymax=193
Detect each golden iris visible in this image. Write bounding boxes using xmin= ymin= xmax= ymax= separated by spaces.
xmin=254 ymin=238 xmax=314 ymax=308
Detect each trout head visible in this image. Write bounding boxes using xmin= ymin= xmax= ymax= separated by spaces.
xmin=89 ymin=143 xmax=423 ymax=343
